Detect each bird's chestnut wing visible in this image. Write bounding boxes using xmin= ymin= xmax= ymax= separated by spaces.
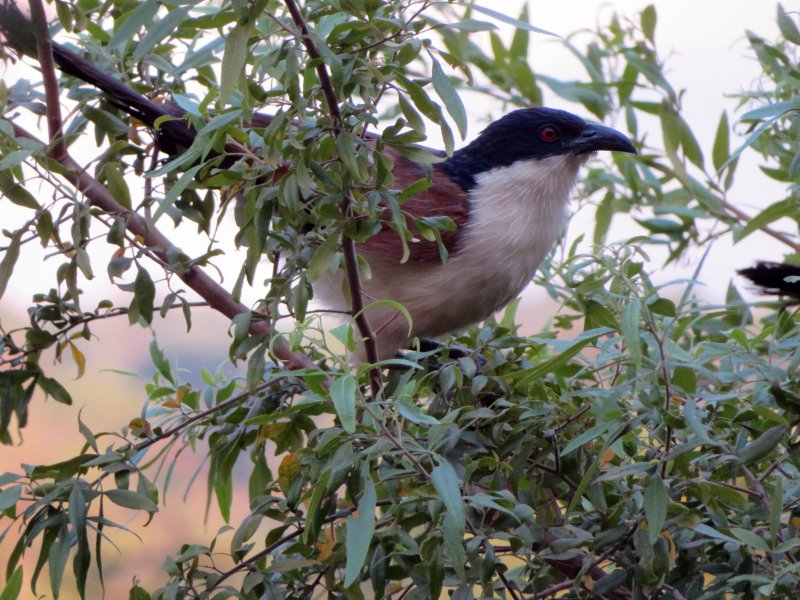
xmin=357 ymin=147 xmax=470 ymax=263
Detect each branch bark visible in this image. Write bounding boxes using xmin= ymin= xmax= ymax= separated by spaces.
xmin=283 ymin=0 xmax=383 ymax=397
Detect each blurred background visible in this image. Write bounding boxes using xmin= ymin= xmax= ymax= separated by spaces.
xmin=0 ymin=1 xmax=788 ymax=596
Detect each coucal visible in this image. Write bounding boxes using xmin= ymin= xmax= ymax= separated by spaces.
xmin=1 ymin=2 xmax=637 ymax=360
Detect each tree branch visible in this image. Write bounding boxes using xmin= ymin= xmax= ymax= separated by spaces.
xmin=6 ymin=121 xmax=318 ymax=372
xmin=28 ymin=0 xmax=65 ymax=161
xmin=283 ymin=0 xmax=382 ymax=396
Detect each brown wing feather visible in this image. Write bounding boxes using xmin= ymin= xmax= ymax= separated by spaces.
xmin=358 ymin=147 xmax=470 ymax=263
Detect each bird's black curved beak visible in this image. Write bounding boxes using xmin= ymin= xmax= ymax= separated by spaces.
xmin=567 ymin=123 xmax=637 ymax=155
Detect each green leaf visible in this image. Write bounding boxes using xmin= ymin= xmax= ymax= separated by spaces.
xmin=509 ymin=4 xmax=529 ymax=59
xmin=644 ymin=477 xmax=667 ymax=544
xmin=134 ymin=267 xmax=155 ymax=325
xmin=712 ymin=111 xmax=730 ymax=172
xmin=467 ymin=4 xmax=559 ymax=37
xmin=678 ymin=115 xmax=704 ymax=167
xmin=335 ymin=132 xmax=362 ymax=178
xmin=107 ymin=0 xmax=159 ymax=50
xmin=149 ymin=340 xmax=174 ymax=385
xmin=102 ymin=163 xmax=131 ymax=210
xmin=431 ymin=59 xmax=467 ymax=139
xmin=0 ymin=177 xmax=39 ymax=209
xmin=730 ymin=526 xmax=770 ymax=551
xmin=737 ymin=425 xmax=787 ymax=465
xmin=48 ymin=526 xmax=70 ymax=600
xmin=719 ymin=111 xmax=788 ymax=172
xmin=431 ymin=460 xmax=464 ymax=524
xmin=733 ymin=198 xmax=797 ymax=243
xmin=0 ymin=485 xmax=20 ymax=511
xmin=397 ymin=93 xmax=426 ymax=134
xmin=0 ymin=566 xmax=22 ymax=600
xmin=641 ymin=5 xmax=657 ymax=42
xmin=442 ymin=511 xmax=466 ymax=578
xmin=512 ymin=328 xmax=614 ymax=384
xmin=68 ymin=484 xmax=90 ymax=599
xmin=777 ymin=4 xmax=800 ymax=45
xmin=0 ymin=229 xmax=22 ymax=301
xmin=307 ymin=230 xmax=341 ymax=282
xmin=153 ymin=164 xmax=204 ymax=223
xmin=396 ymin=401 xmax=439 ymax=425
xmin=331 ymin=375 xmax=357 ymax=434
xmin=218 ymin=19 xmax=254 ymax=106
xmin=105 ymin=489 xmax=159 ymax=512
xmin=37 ymin=376 xmax=72 ymax=405
xmin=355 ymin=300 xmax=414 ymax=340
xmin=344 ymin=476 xmax=376 ymax=587
xmin=132 ymin=6 xmax=192 ymax=62
xmin=621 ymin=299 xmax=641 ymax=369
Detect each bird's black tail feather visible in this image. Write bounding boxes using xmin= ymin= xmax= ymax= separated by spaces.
xmin=738 ymin=261 xmax=800 ymax=298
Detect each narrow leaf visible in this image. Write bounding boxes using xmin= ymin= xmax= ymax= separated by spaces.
xmin=219 ymin=21 xmax=253 ymax=105
xmin=344 ymin=477 xmax=376 ymax=587
xmin=0 ymin=229 xmax=23 ymax=301
xmin=712 ymin=111 xmax=730 ymax=172
xmin=431 ymin=461 xmax=464 ymax=523
xmin=468 ymin=4 xmax=560 ymax=37
xmin=644 ymin=477 xmax=667 ymax=544
xmin=134 ymin=267 xmax=155 ymax=325
xmin=621 ymin=299 xmax=641 ymax=368
xmin=68 ymin=485 xmax=90 ymax=599
xmin=0 ymin=566 xmax=22 ymax=600
xmin=331 ymin=375 xmax=357 ymax=434
xmin=737 ymin=425 xmax=787 ymax=464
xmin=431 ymin=59 xmax=467 ymax=139
xmin=105 ymin=489 xmax=158 ymax=512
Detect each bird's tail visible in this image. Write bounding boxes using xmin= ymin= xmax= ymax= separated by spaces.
xmin=738 ymin=261 xmax=800 ymax=298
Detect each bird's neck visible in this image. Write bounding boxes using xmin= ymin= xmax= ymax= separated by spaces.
xmin=439 ymin=149 xmax=490 ymax=191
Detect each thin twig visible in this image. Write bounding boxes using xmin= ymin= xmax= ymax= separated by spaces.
xmin=282 ymin=0 xmax=382 ymax=396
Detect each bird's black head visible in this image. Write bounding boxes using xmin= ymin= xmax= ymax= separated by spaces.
xmin=440 ymin=107 xmax=636 ymax=191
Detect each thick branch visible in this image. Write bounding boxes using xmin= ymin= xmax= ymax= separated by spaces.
xmin=28 ymin=0 xmax=65 ymax=160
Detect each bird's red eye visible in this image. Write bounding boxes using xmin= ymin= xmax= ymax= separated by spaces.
xmin=539 ymin=126 xmax=558 ymax=142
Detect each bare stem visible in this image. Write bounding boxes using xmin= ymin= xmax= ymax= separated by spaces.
xmin=282 ymin=0 xmax=382 ymax=396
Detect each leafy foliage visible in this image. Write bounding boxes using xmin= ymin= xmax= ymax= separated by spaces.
xmin=1 ymin=1 xmax=800 ymax=599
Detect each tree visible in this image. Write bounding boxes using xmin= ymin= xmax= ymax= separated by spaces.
xmin=1 ymin=1 xmax=800 ymax=598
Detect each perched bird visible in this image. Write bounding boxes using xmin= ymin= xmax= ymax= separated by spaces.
xmin=315 ymin=109 xmax=636 ymax=358
xmin=739 ymin=262 xmax=800 ymax=299
xmin=0 ymin=2 xmax=637 ymax=360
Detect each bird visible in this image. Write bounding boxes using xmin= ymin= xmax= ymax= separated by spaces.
xmin=314 ymin=109 xmax=636 ymax=359
xmin=0 ymin=2 xmax=637 ymax=361
xmin=739 ymin=262 xmax=800 ymax=299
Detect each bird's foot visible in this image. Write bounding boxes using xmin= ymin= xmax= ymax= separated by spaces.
xmin=399 ymin=339 xmax=486 ymax=374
